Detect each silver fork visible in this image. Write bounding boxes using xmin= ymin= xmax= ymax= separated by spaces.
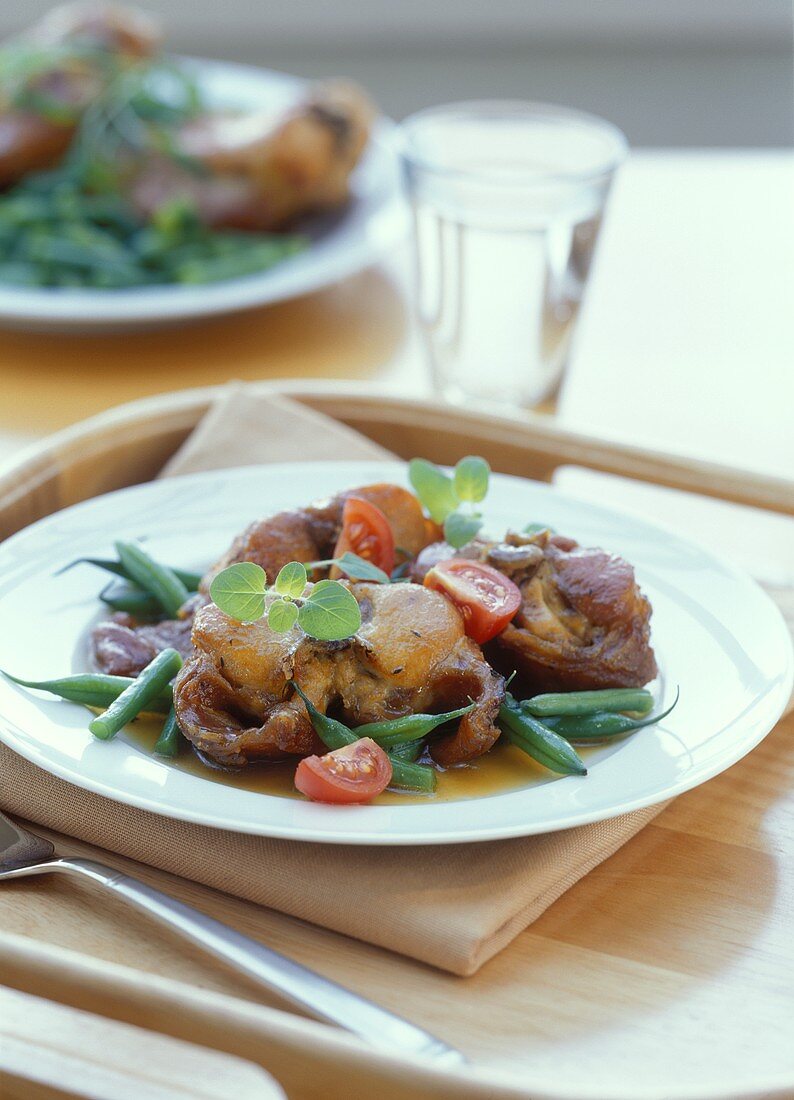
xmin=0 ymin=811 xmax=463 ymax=1065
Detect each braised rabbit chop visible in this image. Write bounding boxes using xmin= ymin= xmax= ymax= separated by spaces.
xmin=174 ymin=581 xmax=503 ymax=768
xmin=412 ymin=527 xmax=657 ymax=693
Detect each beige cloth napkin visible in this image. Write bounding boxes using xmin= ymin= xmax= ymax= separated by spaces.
xmin=1 ymin=386 xmax=668 ymax=976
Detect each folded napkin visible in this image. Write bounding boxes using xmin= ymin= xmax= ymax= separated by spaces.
xmin=0 ymin=386 xmax=666 ymax=975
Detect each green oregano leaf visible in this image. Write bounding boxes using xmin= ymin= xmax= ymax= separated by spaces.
xmin=298 ymin=580 xmax=362 ymax=641
xmin=274 ymin=560 xmax=307 ymax=598
xmin=524 ymin=522 xmax=555 ymax=535
xmin=454 ymin=456 xmax=489 ymax=503
xmin=209 ymin=562 xmax=267 ymax=622
xmin=408 ymin=458 xmax=458 ymax=524
xmin=303 ymin=552 xmax=391 ymax=584
xmin=444 ymin=511 xmax=482 ymax=549
xmin=334 ymin=551 xmax=390 ymax=584
xmin=268 ymin=599 xmax=299 ymax=633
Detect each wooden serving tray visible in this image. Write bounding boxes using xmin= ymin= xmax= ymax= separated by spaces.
xmin=1 ymin=382 xmax=792 ymax=1100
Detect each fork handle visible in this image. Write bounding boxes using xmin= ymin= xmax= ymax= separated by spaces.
xmin=33 ymin=856 xmax=463 ymax=1064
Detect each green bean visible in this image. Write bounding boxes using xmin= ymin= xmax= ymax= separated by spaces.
xmin=293 ymin=685 xmax=437 ymax=792
xmin=100 ymin=581 xmax=162 ymax=618
xmin=89 ymin=649 xmax=183 ymax=740
xmin=115 ymin=541 xmax=189 ymax=618
xmin=292 ymin=685 xmax=352 ymax=751
xmin=353 ymin=704 xmax=475 ymax=748
xmin=387 ymin=740 xmax=423 ymax=763
xmin=58 ymin=555 xmax=202 ymax=592
xmin=522 ymin=688 xmax=654 ymax=718
xmin=542 ymin=692 xmax=679 ymax=742
xmin=499 ymin=694 xmax=587 ymax=776
xmin=2 ymin=670 xmax=173 ymax=713
xmin=153 ymin=707 xmax=185 ymax=757
xmin=387 ymin=756 xmax=437 ymax=793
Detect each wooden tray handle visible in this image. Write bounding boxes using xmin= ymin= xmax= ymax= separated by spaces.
xmin=0 ymin=382 xmax=790 ymax=541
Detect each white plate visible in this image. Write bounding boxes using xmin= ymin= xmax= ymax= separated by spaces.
xmin=0 ymin=60 xmax=406 ymax=333
xmin=0 ymin=461 xmax=790 ymax=845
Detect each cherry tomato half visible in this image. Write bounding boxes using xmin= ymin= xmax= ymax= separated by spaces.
xmin=333 ymin=496 xmax=395 ymax=575
xmin=423 ymin=558 xmax=522 ymax=644
xmin=294 ymin=737 xmax=392 ymax=804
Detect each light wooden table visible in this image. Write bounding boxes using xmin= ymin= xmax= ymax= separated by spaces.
xmin=1 ymin=151 xmax=793 ymax=1098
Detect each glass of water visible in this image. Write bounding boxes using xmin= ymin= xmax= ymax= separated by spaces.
xmin=399 ymin=101 xmax=627 ymax=409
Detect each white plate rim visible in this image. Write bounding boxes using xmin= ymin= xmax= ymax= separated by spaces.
xmin=0 ymin=461 xmax=790 ymax=845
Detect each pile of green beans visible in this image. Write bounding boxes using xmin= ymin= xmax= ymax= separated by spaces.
xmin=293 ymin=685 xmax=438 ymax=793
xmin=0 ymin=170 xmax=306 ymax=290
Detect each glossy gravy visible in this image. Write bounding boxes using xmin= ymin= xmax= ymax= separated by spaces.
xmin=124 ymin=718 xmax=586 ymax=804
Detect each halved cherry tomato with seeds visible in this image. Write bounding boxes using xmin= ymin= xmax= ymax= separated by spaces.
xmin=294 ymin=737 xmax=393 ymax=804
xmin=333 ymin=497 xmax=395 ymax=575
xmin=423 ymin=559 xmax=522 ymax=644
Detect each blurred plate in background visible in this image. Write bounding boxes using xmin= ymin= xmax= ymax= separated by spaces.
xmin=0 ymin=59 xmax=406 ymax=334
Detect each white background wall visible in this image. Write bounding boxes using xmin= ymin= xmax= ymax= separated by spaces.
xmin=4 ymin=1 xmax=792 ymax=145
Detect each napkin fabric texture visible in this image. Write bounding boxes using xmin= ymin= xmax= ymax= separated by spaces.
xmin=1 ymin=385 xmax=667 ymax=975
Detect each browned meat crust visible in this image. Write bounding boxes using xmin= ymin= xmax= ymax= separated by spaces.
xmin=205 ymin=482 xmax=439 ymax=588
xmin=90 ymin=483 xmax=440 ymax=678
xmin=174 ymin=654 xmax=324 ymax=765
xmin=130 ymin=81 xmax=375 ymax=231
xmin=413 ymin=529 xmax=657 ymax=694
xmin=174 ymin=582 xmax=503 ymax=768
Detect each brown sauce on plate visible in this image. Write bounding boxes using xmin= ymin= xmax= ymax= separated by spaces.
xmin=124 ymin=718 xmax=596 ymax=804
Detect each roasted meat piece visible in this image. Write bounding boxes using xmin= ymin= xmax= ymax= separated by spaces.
xmin=208 ymin=482 xmax=439 ymax=586
xmin=174 ymin=581 xmax=504 ymax=768
xmin=130 ymin=81 xmax=375 ymax=231
xmin=413 ymin=529 xmax=656 ymax=693
xmin=90 ymin=483 xmax=439 ymax=677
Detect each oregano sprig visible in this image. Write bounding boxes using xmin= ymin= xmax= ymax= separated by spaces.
xmin=409 ymin=455 xmax=490 ymax=550
xmin=304 ymin=550 xmax=391 ymax=584
xmin=209 ymin=561 xmax=361 ymax=641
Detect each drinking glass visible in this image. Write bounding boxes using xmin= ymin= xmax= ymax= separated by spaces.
xmin=399 ymin=101 xmax=627 ymax=409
